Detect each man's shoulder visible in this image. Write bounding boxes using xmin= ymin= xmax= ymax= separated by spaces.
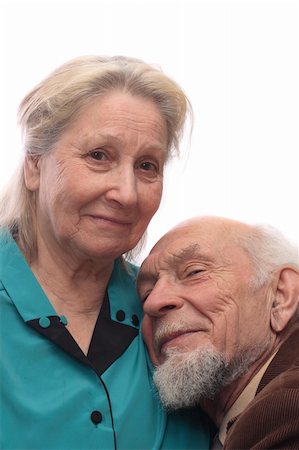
xmin=225 ymin=354 xmax=299 ymax=449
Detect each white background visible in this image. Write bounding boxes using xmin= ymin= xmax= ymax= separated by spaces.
xmin=1 ymin=0 xmax=298 ymax=263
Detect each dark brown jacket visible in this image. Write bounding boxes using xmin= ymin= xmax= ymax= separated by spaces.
xmin=224 ymin=322 xmax=299 ymax=449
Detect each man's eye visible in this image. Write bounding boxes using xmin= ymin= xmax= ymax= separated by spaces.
xmin=140 ymin=291 xmax=151 ymax=304
xmin=89 ymin=150 xmax=107 ymax=161
xmin=186 ymin=269 xmax=204 ymax=277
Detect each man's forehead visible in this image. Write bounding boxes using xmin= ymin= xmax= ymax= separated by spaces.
xmin=149 ymin=223 xmax=222 ymax=259
xmin=149 ymin=243 xmax=205 ymax=266
xmin=149 ymin=217 xmax=252 ymax=257
xmin=140 ymin=218 xmax=247 ymax=274
xmin=140 ymin=240 xmax=215 ymax=276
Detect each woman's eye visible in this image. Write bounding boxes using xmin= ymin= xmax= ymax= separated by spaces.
xmin=138 ymin=161 xmax=158 ymax=172
xmin=89 ymin=150 xmax=107 ymax=161
xmin=137 ymin=161 xmax=161 ymax=179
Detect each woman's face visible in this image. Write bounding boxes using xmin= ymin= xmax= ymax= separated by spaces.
xmin=25 ymin=91 xmax=168 ymax=262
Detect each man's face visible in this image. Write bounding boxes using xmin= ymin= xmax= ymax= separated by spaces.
xmin=138 ymin=218 xmax=275 ymax=369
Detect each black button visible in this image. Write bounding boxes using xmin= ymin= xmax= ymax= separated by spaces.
xmin=116 ymin=310 xmax=125 ymax=321
xmin=90 ymin=410 xmax=102 ymax=425
xmin=131 ymin=314 xmax=139 ymax=326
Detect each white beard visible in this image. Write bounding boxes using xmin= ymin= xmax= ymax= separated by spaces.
xmin=153 ymin=345 xmax=266 ymax=410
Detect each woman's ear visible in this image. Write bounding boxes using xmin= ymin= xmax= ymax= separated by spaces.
xmin=24 ymin=155 xmax=41 ymax=191
xmin=270 ymin=267 xmax=299 ymax=332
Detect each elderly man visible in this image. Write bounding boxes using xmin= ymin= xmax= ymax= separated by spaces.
xmin=137 ymin=216 xmax=299 ymax=449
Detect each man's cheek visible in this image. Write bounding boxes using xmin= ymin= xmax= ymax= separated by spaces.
xmin=142 ymin=315 xmax=159 ymax=366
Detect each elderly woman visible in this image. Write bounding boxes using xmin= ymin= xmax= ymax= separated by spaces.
xmin=0 ymin=56 xmax=210 ymax=449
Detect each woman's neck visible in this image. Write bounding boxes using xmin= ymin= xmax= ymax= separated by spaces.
xmin=31 ymin=255 xmax=114 ymax=313
xmin=29 ymin=244 xmax=116 ymax=355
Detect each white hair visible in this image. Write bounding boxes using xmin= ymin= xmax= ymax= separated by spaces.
xmin=153 ymin=344 xmax=269 ymax=410
xmin=236 ymin=224 xmax=299 ymax=288
xmin=0 ymin=55 xmax=192 ymax=261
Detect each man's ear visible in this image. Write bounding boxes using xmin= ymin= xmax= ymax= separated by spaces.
xmin=24 ymin=155 xmax=41 ymax=191
xmin=270 ymin=267 xmax=299 ymax=332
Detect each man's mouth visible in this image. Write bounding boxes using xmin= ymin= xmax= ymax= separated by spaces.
xmin=156 ymin=329 xmax=199 ymax=355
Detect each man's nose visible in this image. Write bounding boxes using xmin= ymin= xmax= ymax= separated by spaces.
xmin=105 ymin=166 xmax=138 ymax=207
xmin=143 ymin=281 xmax=184 ymax=317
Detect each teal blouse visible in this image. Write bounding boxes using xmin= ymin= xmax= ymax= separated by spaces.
xmin=0 ymin=231 xmax=211 ymax=449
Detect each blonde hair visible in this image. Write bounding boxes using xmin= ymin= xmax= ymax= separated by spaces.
xmin=0 ymin=55 xmax=191 ymax=260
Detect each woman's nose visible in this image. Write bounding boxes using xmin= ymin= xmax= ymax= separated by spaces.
xmin=105 ymin=166 xmax=138 ymax=207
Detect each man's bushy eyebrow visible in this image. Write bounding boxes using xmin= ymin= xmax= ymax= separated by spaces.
xmin=136 ymin=271 xmax=157 ymax=290
xmin=172 ymin=244 xmax=202 ymax=262
xmin=170 ymin=243 xmax=216 ymax=266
